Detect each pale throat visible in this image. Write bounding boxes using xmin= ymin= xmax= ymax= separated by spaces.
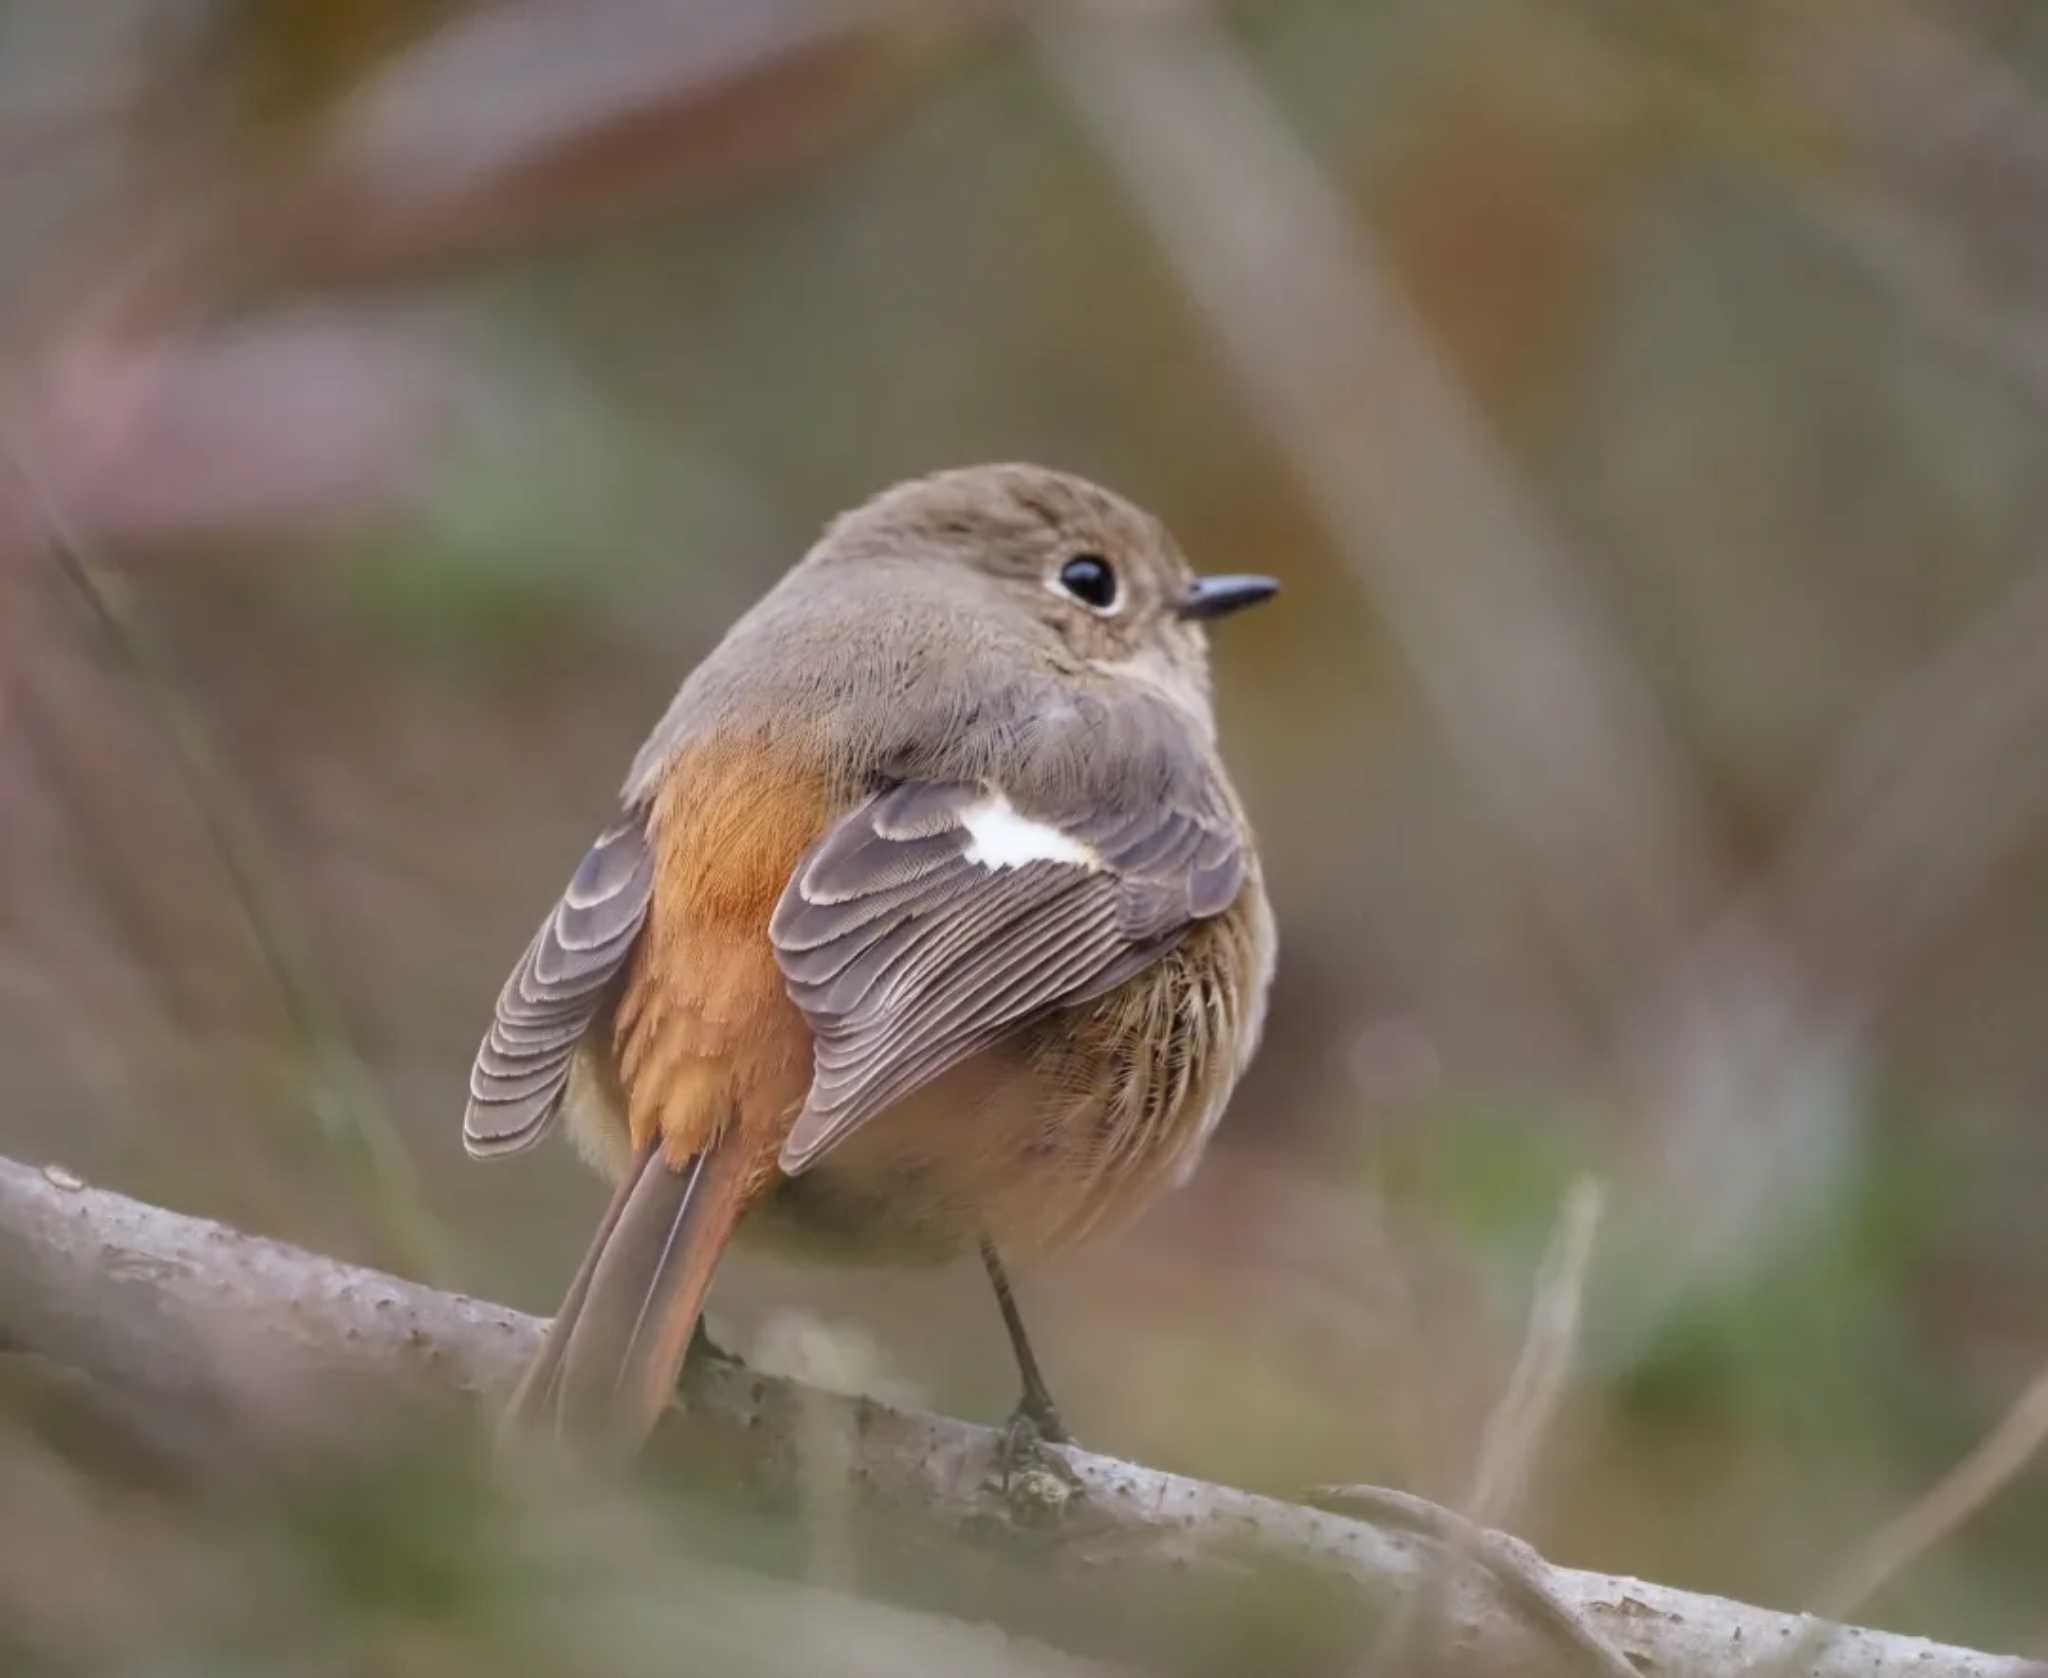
xmin=1090 ymin=644 xmax=1217 ymax=743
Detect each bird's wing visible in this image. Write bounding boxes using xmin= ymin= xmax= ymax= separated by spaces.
xmin=769 ymin=777 xmax=1244 ymax=1173
xmin=463 ymin=816 xmax=654 ymax=1157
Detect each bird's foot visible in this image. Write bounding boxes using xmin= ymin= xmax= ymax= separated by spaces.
xmin=1011 ymin=1385 xmax=1070 ymax=1448
xmin=991 ymin=1394 xmax=1084 ymax=1521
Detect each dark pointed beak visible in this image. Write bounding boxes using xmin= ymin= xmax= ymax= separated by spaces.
xmin=1178 ymin=573 xmax=1280 ymax=622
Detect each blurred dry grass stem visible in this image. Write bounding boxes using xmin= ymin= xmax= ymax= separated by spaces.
xmin=2 ymin=441 xmax=446 ymax=1279
xmin=1037 ymin=4 xmax=1716 ymax=978
xmin=1465 ymin=1175 xmax=1604 ymax=1527
xmin=1331 ymin=1176 xmax=1611 ymax=1676
xmin=1812 ymin=1362 xmax=2048 ymax=1629
xmin=1771 ymin=556 xmax=2048 ymax=1010
xmin=1575 ymin=0 xmax=2048 ymax=413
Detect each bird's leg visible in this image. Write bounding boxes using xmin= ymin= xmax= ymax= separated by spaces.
xmin=980 ymin=1235 xmax=1071 ymax=1450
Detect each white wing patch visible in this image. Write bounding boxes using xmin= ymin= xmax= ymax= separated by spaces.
xmin=959 ymin=790 xmax=1102 ymax=871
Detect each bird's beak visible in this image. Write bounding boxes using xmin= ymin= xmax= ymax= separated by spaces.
xmin=1178 ymin=573 xmax=1280 ymax=621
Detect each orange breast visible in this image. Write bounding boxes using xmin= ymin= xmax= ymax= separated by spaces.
xmin=612 ymin=739 xmax=832 ymax=1174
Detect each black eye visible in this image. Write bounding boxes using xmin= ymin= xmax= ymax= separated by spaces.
xmin=1057 ymin=553 xmax=1118 ymax=611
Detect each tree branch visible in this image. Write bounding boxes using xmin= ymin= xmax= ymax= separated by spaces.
xmin=0 ymin=1155 xmax=2035 ymax=1675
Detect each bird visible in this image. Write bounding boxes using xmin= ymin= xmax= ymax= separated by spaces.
xmin=464 ymin=463 xmax=1277 ymax=1454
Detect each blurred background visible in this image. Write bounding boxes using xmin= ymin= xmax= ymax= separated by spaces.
xmin=3 ymin=0 xmax=2047 ymax=1671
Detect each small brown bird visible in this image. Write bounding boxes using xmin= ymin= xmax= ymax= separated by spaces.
xmin=465 ymin=464 xmax=1276 ymax=1452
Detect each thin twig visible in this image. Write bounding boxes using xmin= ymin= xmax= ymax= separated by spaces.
xmin=1310 ymin=1483 xmax=1639 ymax=1678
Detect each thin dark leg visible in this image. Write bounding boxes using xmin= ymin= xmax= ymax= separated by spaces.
xmin=979 ymin=1235 xmax=1069 ymax=1443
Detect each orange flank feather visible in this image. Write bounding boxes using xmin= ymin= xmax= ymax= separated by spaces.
xmin=616 ymin=739 xmax=831 ymax=1172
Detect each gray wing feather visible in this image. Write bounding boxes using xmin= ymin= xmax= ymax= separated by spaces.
xmin=464 ymin=817 xmax=654 ymax=1158
xmin=770 ymin=778 xmax=1241 ymax=1174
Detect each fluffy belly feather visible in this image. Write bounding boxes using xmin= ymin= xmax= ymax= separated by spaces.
xmin=741 ymin=892 xmax=1270 ymax=1263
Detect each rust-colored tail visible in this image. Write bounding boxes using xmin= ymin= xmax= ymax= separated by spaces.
xmin=501 ymin=1134 xmax=750 ymax=1453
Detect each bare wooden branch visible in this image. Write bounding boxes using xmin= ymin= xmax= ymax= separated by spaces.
xmin=0 ymin=1155 xmax=2036 ymax=1678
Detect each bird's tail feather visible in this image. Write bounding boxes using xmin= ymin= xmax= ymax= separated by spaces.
xmin=500 ymin=1131 xmax=749 ymax=1453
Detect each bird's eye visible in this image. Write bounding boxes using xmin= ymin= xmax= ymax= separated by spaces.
xmin=1057 ymin=553 xmax=1118 ymax=611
